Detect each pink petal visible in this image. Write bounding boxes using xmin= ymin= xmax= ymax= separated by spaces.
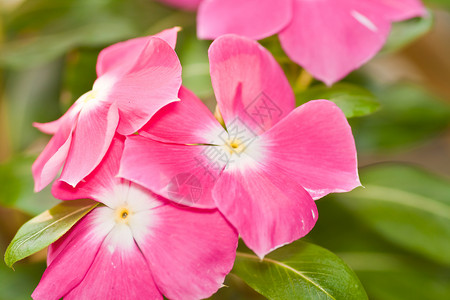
xmin=59 ymin=101 xmax=119 ymax=188
xmin=198 ymin=0 xmax=293 ymax=40
xmin=279 ymin=0 xmax=392 ymax=85
xmin=364 ymin=0 xmax=426 ymax=22
xmin=209 ymin=35 xmax=295 ymax=134
xmin=262 ymin=100 xmax=360 ymax=200
xmin=32 ymin=209 xmax=113 ymax=300
xmin=32 ymin=107 xmax=80 ymax=192
xmin=133 ymin=204 xmax=238 ymax=300
xmin=158 ymin=0 xmax=202 ymax=11
xmin=65 ymin=224 xmax=161 ymax=300
xmin=140 ymin=86 xmax=224 ymax=144
xmin=119 ymin=136 xmax=227 ymax=208
xmin=52 ymin=136 xmax=124 ymax=201
xmin=96 ymin=28 xmax=180 ymax=77
xmin=104 ymin=37 xmax=182 ymax=135
xmin=212 ymin=164 xmax=317 ymax=258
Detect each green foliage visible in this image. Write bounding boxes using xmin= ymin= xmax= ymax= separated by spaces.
xmin=296 ymin=83 xmax=380 ymax=118
xmin=383 ymin=12 xmax=434 ymax=53
xmin=351 ymin=84 xmax=450 ymax=152
xmin=0 ymin=0 xmax=186 ymax=69
xmin=336 ymin=163 xmax=450 ymax=266
xmin=231 ymin=241 xmax=368 ymax=300
xmin=4 ymin=199 xmax=98 ymax=268
xmin=307 ymin=169 xmax=450 ymax=300
xmin=0 ymin=260 xmax=46 ymax=300
xmin=0 ymin=156 xmax=58 ymax=216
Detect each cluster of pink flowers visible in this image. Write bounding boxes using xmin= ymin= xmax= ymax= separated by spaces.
xmin=160 ymin=0 xmax=426 ymax=85
xmin=30 ymin=0 xmax=424 ymax=297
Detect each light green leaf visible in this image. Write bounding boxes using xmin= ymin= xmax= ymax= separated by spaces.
xmin=232 ymin=241 xmax=368 ymax=300
xmin=4 ymin=199 xmax=99 ymax=268
xmin=383 ymin=12 xmax=434 ymax=53
xmin=336 ymin=163 xmax=450 ymax=266
xmin=296 ymin=83 xmax=380 ymax=118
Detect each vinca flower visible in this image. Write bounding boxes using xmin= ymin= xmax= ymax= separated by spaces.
xmin=32 ymin=137 xmax=238 ymax=300
xmin=119 ymin=35 xmax=360 ymax=258
xmin=32 ymin=28 xmax=182 ymax=191
xmin=160 ymin=0 xmax=426 ymax=84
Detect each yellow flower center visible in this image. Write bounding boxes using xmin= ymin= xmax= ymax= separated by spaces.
xmin=82 ymin=90 xmax=98 ymax=103
xmin=225 ymin=138 xmax=246 ymax=155
xmin=115 ymin=206 xmax=131 ymax=224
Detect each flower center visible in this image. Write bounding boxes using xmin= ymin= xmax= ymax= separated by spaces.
xmin=225 ymin=138 xmax=246 ymax=155
xmin=115 ymin=206 xmax=131 ymax=224
xmin=82 ymin=90 xmax=98 ymax=103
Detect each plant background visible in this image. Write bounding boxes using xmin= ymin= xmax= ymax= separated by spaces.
xmin=0 ymin=0 xmax=449 ymax=299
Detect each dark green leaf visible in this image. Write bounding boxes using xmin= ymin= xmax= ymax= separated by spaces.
xmin=232 ymin=241 xmax=368 ymax=300
xmin=296 ymin=83 xmax=380 ymax=118
xmin=0 ymin=260 xmax=46 ymax=300
xmin=351 ymin=84 xmax=450 ymax=152
xmin=308 ymin=193 xmax=450 ymax=300
xmin=336 ymin=163 xmax=450 ymax=266
xmin=4 ymin=199 xmax=98 ymax=267
xmin=339 ymin=252 xmax=450 ymax=300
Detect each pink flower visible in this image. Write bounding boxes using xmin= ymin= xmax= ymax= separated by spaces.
xmin=32 ymin=136 xmax=238 ymax=300
xmin=161 ymin=0 xmax=426 ymax=85
xmin=119 ymin=35 xmax=360 ymax=258
xmin=32 ymin=28 xmax=182 ymax=192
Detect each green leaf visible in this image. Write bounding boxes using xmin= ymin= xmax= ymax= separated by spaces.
xmin=307 ymin=194 xmax=450 ymax=300
xmin=4 ymin=199 xmax=98 ymax=268
xmin=383 ymin=12 xmax=434 ymax=53
xmin=232 ymin=241 xmax=368 ymax=300
xmin=0 ymin=155 xmax=58 ymax=216
xmin=335 ymin=163 xmax=450 ymax=266
xmin=0 ymin=260 xmax=46 ymax=300
xmin=350 ymin=84 xmax=450 ymax=152
xmin=339 ymin=252 xmax=450 ymax=300
xmin=296 ymin=83 xmax=380 ymax=118
xmin=1 ymin=0 xmax=177 ymax=69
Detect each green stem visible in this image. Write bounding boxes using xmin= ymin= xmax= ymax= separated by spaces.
xmin=295 ymin=69 xmax=314 ymax=92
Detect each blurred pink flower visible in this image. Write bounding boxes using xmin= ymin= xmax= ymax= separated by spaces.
xmin=32 ymin=28 xmax=182 ymax=192
xmin=33 ymin=137 xmax=238 ymax=300
xmin=119 ymin=35 xmax=360 ymax=258
xmin=162 ymin=0 xmax=426 ymax=85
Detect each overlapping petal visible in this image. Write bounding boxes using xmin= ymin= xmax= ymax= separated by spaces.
xmin=96 ymin=27 xmax=180 ymax=77
xmin=279 ymin=0 xmax=391 ymax=85
xmin=119 ymin=136 xmax=226 ymax=208
xmin=158 ymin=0 xmax=203 ymax=11
xmin=140 ymin=86 xmax=224 ymax=145
xmin=198 ymin=0 xmax=293 ymax=40
xmin=133 ymin=205 xmax=238 ymax=300
xmin=213 ymin=163 xmax=317 ymax=258
xmin=65 ymin=225 xmax=161 ymax=300
xmin=262 ymin=100 xmax=361 ymax=199
xmin=59 ymin=101 xmax=119 ymax=187
xmin=52 ymin=136 xmax=124 ymax=201
xmin=102 ymin=37 xmax=182 ymax=135
xmin=209 ymin=35 xmax=295 ymax=134
xmin=32 ymin=209 xmax=114 ymax=300
xmin=32 ymin=103 xmax=81 ymax=192
xmin=363 ymin=0 xmax=426 ymax=21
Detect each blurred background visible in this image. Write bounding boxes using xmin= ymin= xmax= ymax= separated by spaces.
xmin=0 ymin=0 xmax=449 ymax=299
